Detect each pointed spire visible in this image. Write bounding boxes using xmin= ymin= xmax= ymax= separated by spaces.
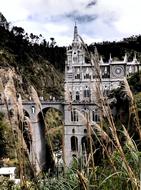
xmin=124 ymin=53 xmax=128 ymax=62
xmin=100 ymin=56 xmax=104 ymax=64
xmin=73 ymin=22 xmax=79 ymax=42
xmin=109 ymin=53 xmax=112 ymax=63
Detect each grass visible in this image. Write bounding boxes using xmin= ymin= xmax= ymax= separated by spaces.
xmin=0 ymin=37 xmax=140 ymax=189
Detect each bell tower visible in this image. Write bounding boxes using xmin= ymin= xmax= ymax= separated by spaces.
xmin=64 ymin=24 xmax=100 ymax=166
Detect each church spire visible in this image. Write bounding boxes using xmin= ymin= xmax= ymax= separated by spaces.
xmin=73 ymin=22 xmax=79 ymax=43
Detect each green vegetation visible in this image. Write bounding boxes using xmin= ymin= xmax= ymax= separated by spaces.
xmin=89 ymin=36 xmax=141 ymax=62
xmin=0 ymin=12 xmax=141 ymax=189
xmin=0 ymin=112 xmax=15 ymax=161
xmin=0 ymin=12 xmax=64 ymax=100
xmin=45 ymin=108 xmax=63 ymax=151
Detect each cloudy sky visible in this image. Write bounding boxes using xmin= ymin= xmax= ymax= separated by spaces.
xmin=1 ymin=0 xmax=141 ymax=46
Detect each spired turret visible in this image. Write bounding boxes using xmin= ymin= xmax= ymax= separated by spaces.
xmin=65 ymin=23 xmax=85 ymax=77
xmin=72 ymin=23 xmax=82 ymax=50
xmin=73 ymin=23 xmax=79 ymax=43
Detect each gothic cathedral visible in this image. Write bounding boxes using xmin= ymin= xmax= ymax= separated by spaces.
xmin=64 ymin=24 xmax=140 ymax=166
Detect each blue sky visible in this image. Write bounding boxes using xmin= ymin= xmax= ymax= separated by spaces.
xmin=1 ymin=0 xmax=141 ymax=46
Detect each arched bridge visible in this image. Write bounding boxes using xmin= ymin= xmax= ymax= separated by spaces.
xmin=0 ymin=100 xmax=64 ymax=173
xmin=0 ymin=100 xmax=64 ymax=118
xmin=22 ymin=100 xmax=64 ymax=119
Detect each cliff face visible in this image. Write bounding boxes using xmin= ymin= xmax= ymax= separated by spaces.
xmin=0 ymin=49 xmax=64 ymax=100
xmin=0 ymin=12 xmax=65 ymax=99
xmin=0 ymin=15 xmax=65 ymax=171
xmin=19 ymin=58 xmax=64 ymax=100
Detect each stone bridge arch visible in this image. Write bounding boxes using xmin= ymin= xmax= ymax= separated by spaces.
xmin=0 ymin=101 xmax=64 ymax=173
xmin=22 ymin=101 xmax=64 ymax=119
xmin=35 ymin=105 xmax=64 ymax=172
xmin=22 ymin=101 xmax=64 ymax=173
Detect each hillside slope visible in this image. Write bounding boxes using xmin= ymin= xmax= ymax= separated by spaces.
xmin=0 ymin=13 xmax=65 ymax=99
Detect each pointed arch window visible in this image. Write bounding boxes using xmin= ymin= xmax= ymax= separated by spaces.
xmin=71 ymin=136 xmax=78 ymax=151
xmin=84 ymin=86 xmax=90 ymax=98
xmin=71 ymin=108 xmax=78 ymax=122
xmin=73 ymin=53 xmax=77 ymax=63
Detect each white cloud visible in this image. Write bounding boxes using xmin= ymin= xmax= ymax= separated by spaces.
xmin=1 ymin=0 xmax=141 ymax=45
xmin=113 ymin=0 xmax=141 ymax=35
xmin=0 ymin=0 xmax=29 ymax=21
xmin=96 ymin=0 xmax=141 ymax=36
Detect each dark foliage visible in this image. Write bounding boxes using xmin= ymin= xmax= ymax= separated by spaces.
xmin=0 ymin=24 xmax=66 ymax=72
xmin=89 ymin=35 xmax=141 ymax=62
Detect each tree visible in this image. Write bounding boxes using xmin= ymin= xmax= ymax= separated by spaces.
xmin=12 ymin=26 xmax=25 ymax=36
xmin=50 ymin=37 xmax=56 ymax=48
xmin=0 ymin=12 xmax=9 ymax=29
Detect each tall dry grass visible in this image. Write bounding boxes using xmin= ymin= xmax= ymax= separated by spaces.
xmin=0 ymin=69 xmax=40 ymax=187
xmin=65 ymin=36 xmax=141 ymax=189
xmin=0 ymin=41 xmax=140 ymax=189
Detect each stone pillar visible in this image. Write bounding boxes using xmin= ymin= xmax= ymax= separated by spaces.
xmin=64 ymin=132 xmax=72 ymax=167
xmin=29 ymin=112 xmax=46 ymax=174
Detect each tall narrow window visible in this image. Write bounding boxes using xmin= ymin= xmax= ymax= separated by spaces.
xmin=69 ymin=91 xmax=72 ymax=100
xmin=81 ymin=136 xmax=90 ymax=153
xmin=92 ymin=110 xmax=100 ymax=122
xmin=71 ymin=136 xmax=78 ymax=151
xmin=71 ymin=108 xmax=78 ymax=122
xmin=76 ymin=91 xmax=80 ymax=101
xmin=75 ymin=68 xmax=80 ymax=79
xmin=84 ymin=86 xmax=90 ymax=98
xmin=31 ymin=106 xmax=35 ymax=114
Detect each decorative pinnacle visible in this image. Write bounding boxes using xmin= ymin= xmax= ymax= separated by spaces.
xmin=109 ymin=53 xmax=112 ymax=63
xmin=100 ymin=56 xmax=104 ymax=64
xmin=133 ymin=52 xmax=137 ymax=62
xmin=132 ymin=52 xmax=138 ymax=64
xmin=124 ymin=53 xmax=128 ymax=62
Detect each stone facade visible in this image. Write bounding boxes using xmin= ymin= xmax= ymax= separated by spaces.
xmin=64 ymin=24 xmax=141 ymax=166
